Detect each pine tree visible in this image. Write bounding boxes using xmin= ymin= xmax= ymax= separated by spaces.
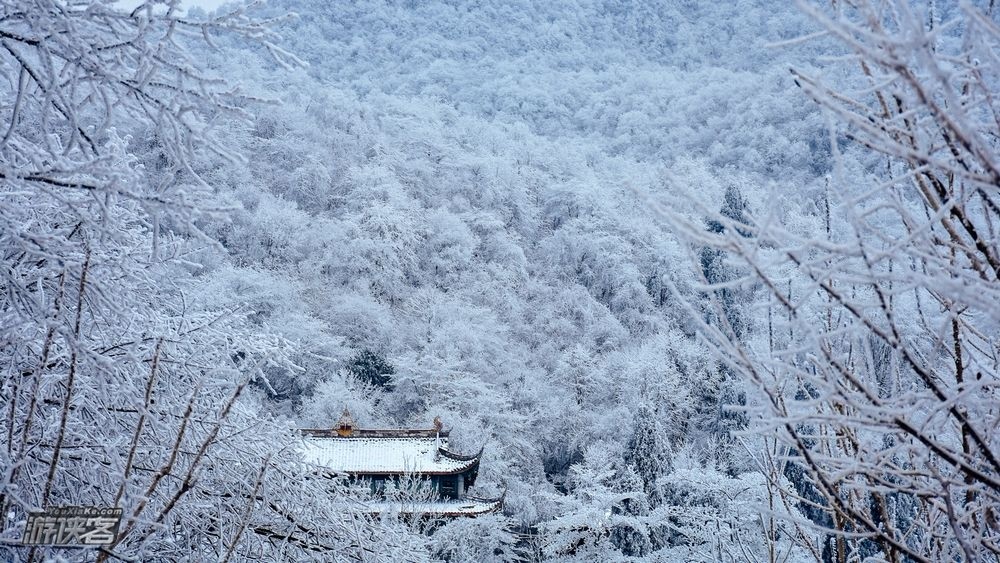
xmin=347 ymin=349 xmax=396 ymax=390
xmin=622 ymin=405 xmax=671 ymax=506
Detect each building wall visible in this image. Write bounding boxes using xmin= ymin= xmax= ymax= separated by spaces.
xmin=360 ymin=473 xmax=466 ymax=499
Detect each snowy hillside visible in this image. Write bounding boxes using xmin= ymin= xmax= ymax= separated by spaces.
xmin=2 ymin=0 xmax=998 ymax=561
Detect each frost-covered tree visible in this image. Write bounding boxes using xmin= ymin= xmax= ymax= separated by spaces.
xmin=431 ymin=514 xmax=517 ymax=563
xmin=347 ymin=349 xmax=396 ymax=390
xmin=622 ymin=404 xmax=671 ymax=505
xmin=0 ymin=2 xmax=426 ymax=560
xmin=700 ymin=183 xmax=753 ymax=340
xmin=662 ymin=1 xmax=1000 ymax=560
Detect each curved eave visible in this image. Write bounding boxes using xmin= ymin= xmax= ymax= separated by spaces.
xmin=437 ymin=444 xmax=484 ymax=463
xmin=426 ymin=498 xmax=503 ymax=518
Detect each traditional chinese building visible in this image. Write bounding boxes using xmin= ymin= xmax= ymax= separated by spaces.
xmin=300 ymin=411 xmax=502 ymax=517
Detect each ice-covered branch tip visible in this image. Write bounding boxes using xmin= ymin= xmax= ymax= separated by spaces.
xmin=0 ymin=0 xmax=303 ymax=192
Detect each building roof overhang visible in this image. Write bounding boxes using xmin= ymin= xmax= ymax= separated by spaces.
xmin=367 ymin=493 xmax=505 ymax=518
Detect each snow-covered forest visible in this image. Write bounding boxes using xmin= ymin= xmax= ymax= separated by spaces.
xmin=1 ymin=0 xmax=998 ymax=561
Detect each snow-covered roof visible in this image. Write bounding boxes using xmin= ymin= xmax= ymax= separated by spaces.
xmin=300 ymin=433 xmax=480 ymax=475
xmin=369 ymin=495 xmax=504 ymax=517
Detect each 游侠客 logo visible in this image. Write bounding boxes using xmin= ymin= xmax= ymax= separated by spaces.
xmin=20 ymin=506 xmax=122 ymax=547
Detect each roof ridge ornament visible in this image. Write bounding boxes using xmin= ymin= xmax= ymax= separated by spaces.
xmin=337 ymin=409 xmax=354 ymax=437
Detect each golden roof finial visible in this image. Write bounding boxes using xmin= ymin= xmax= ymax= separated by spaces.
xmin=337 ymin=409 xmax=354 ymax=437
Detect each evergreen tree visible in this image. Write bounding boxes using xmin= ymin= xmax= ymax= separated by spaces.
xmin=347 ymin=349 xmax=396 ymax=390
xmin=622 ymin=405 xmax=671 ymax=506
xmin=609 ymin=465 xmax=652 ymax=557
xmin=699 ymin=183 xmax=753 ymax=339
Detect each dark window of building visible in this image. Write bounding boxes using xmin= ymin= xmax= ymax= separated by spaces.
xmin=439 ymin=477 xmax=457 ymax=499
